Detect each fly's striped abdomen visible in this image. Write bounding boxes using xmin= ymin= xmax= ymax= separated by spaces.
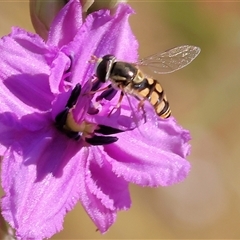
xmin=153 ymin=80 xmax=171 ymax=118
xmin=132 ymin=78 xmax=171 ymax=119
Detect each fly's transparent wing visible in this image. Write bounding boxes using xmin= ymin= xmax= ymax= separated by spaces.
xmin=137 ymin=45 xmax=201 ymax=74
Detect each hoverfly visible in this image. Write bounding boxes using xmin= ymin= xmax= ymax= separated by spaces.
xmin=92 ymin=45 xmax=201 ymax=118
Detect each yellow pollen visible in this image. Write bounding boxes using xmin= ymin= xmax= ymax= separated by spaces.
xmin=65 ymin=110 xmax=96 ymax=138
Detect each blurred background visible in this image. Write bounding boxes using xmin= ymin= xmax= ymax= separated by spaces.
xmin=1 ymin=1 xmax=240 ymax=239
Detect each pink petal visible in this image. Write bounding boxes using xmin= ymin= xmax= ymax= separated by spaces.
xmin=79 ymin=148 xmax=117 ymax=233
xmin=0 ymin=113 xmax=84 ymax=239
xmin=0 ymin=111 xmax=121 ymax=236
xmin=49 ymin=51 xmax=72 ymax=94
xmin=0 ymin=28 xmax=56 ymax=116
xmin=87 ymin=147 xmax=131 ymax=211
xmin=104 ymin=116 xmax=191 ymax=187
xmin=47 ymin=0 xmax=83 ymax=48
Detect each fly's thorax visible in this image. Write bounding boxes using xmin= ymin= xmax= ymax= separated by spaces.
xmin=110 ymin=61 xmax=138 ymax=84
xmin=132 ymin=69 xmax=145 ymax=84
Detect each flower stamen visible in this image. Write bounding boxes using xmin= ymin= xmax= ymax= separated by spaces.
xmin=55 ymin=84 xmax=123 ymax=145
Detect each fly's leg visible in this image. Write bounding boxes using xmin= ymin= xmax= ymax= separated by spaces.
xmin=137 ymin=98 xmax=147 ymax=122
xmin=88 ymin=84 xmax=112 ymax=95
xmin=108 ymin=91 xmax=124 ymax=116
xmin=88 ymin=55 xmax=99 ymax=63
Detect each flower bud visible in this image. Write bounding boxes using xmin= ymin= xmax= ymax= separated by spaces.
xmin=0 ymin=212 xmax=14 ymax=240
xmin=29 ymin=0 xmax=127 ymax=40
xmin=29 ymin=0 xmax=66 ymax=40
xmin=83 ymin=0 xmax=127 ymax=14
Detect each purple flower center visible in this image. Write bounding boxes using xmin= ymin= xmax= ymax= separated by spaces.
xmin=55 ymin=83 xmax=123 ymax=145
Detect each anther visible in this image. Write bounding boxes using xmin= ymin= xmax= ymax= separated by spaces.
xmin=85 ymin=135 xmax=118 ymax=145
xmin=55 ymin=108 xmax=69 ymax=128
xmin=66 ymin=83 xmax=81 ymax=108
xmin=95 ymin=125 xmax=124 ymax=135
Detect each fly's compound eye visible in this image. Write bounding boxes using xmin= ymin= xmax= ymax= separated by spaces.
xmin=96 ymin=55 xmax=116 ymax=82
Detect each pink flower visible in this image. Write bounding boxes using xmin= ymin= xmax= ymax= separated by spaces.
xmin=0 ymin=0 xmax=191 ymax=239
